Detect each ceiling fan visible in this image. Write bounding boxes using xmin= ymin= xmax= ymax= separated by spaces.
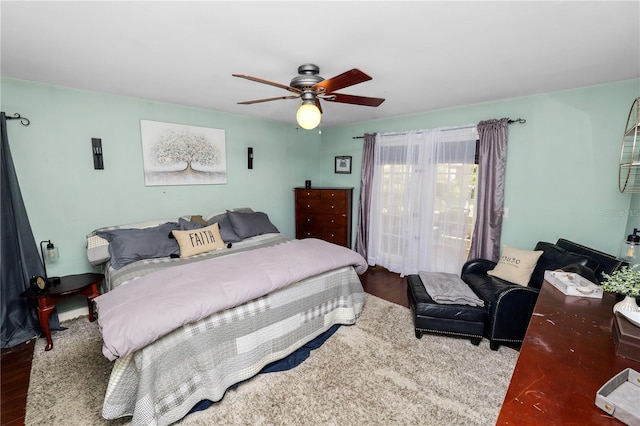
xmin=232 ymin=64 xmax=385 ymax=130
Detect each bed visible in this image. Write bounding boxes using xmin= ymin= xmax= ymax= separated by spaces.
xmin=86 ymin=209 xmax=367 ymax=426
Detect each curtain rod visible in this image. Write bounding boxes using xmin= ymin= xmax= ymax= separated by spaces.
xmin=352 ymin=117 xmax=526 ymax=139
xmin=6 ymin=113 xmax=30 ymax=126
xmin=352 ymin=133 xmax=374 ymax=140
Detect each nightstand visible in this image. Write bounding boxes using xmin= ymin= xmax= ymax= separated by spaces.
xmin=21 ymin=272 xmax=103 ymax=351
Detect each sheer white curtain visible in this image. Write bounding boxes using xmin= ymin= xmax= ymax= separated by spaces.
xmin=367 ymin=125 xmax=478 ymax=276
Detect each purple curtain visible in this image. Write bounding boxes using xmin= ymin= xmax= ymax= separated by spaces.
xmin=468 ymin=118 xmax=509 ymax=262
xmin=355 ymin=133 xmax=376 ymax=259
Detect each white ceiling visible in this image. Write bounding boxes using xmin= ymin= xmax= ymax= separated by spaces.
xmin=1 ymin=1 xmax=639 ymax=128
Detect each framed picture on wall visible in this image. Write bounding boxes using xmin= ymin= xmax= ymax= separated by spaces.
xmin=140 ymin=120 xmax=227 ymax=186
xmin=335 ymin=156 xmax=352 ymax=174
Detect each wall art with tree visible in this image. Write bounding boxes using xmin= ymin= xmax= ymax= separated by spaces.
xmin=140 ymin=120 xmax=227 ymax=186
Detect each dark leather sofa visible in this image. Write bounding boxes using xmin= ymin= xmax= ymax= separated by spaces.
xmin=461 ymin=238 xmax=626 ymax=350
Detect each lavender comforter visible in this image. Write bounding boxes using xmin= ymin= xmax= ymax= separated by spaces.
xmin=95 ymin=238 xmax=367 ymax=361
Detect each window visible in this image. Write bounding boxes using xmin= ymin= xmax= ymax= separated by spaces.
xmin=367 ymin=127 xmax=478 ymax=276
xmin=433 ymin=162 xmax=477 ymax=265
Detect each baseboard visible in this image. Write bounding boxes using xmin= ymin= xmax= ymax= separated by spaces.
xmin=58 ymin=306 xmax=88 ymax=322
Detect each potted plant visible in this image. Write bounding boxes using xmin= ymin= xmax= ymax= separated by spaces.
xmin=601 ymin=264 xmax=640 ymax=313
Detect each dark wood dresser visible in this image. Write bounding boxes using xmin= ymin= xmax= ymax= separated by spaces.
xmin=294 ymin=187 xmax=353 ymax=248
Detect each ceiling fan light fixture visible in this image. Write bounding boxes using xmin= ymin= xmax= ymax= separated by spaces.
xmin=296 ymin=102 xmax=321 ymax=130
xmin=233 ymin=64 xmax=385 ymax=128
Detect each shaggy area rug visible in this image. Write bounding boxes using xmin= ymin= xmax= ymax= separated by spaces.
xmin=26 ymin=294 xmax=518 ymax=425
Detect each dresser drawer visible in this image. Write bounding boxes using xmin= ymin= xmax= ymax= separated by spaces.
xmin=321 ymin=228 xmax=348 ymax=246
xmin=320 ymin=190 xmax=349 ymax=202
xmin=295 ymin=189 xmax=322 ymax=200
xmin=295 ymin=198 xmax=348 ymax=213
xmin=296 ymin=225 xmax=348 ymax=246
xmin=297 ymin=214 xmax=348 ymax=230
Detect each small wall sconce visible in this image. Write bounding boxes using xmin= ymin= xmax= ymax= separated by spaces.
xmin=40 ymin=240 xmax=61 ymax=285
xmin=619 ymin=228 xmax=640 ymax=265
xmin=92 ymin=138 xmax=104 ymax=170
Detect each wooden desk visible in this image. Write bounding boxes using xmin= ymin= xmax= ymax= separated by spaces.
xmin=497 ymin=282 xmax=640 ymax=425
xmin=21 ymin=273 xmax=102 ymax=351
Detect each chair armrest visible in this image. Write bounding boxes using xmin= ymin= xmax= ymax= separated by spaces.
xmin=461 ymin=258 xmax=497 ymax=275
xmin=487 ymin=285 xmax=540 ymax=343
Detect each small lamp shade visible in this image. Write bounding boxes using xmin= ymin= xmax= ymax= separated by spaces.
xmin=296 ymin=103 xmax=322 ymax=130
xmin=619 ymin=228 xmax=640 ymax=265
xmin=39 ymin=240 xmax=61 ymax=285
xmin=44 ymin=241 xmax=59 ymax=263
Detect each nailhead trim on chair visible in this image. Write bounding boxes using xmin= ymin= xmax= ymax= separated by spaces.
xmin=412 ymin=303 xmax=484 ymax=340
xmin=492 ymin=338 xmax=523 ymax=344
xmin=488 ymin=286 xmax=538 ymax=343
xmin=415 ymin=327 xmax=483 ymax=340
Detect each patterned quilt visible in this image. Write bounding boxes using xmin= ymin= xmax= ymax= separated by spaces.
xmin=99 ymin=234 xmax=366 ymax=426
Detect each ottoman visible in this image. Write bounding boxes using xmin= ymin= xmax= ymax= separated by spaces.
xmin=407 ymin=274 xmax=486 ymax=345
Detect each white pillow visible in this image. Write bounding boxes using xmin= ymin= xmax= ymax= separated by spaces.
xmin=487 ymin=245 xmax=543 ymax=286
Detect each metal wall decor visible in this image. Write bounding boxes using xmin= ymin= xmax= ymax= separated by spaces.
xmin=619 ymin=98 xmax=640 ymax=193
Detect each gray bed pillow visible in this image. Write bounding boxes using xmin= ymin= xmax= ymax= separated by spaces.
xmin=207 ymin=213 xmax=242 ymax=243
xmin=178 ymin=217 xmax=205 ymax=231
xmin=97 ymin=222 xmax=183 ymax=269
xmin=226 ymin=210 xmax=279 ymax=239
xmin=205 ymin=208 xmax=254 ymax=243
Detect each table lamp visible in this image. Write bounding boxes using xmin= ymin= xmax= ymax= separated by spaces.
xmin=618 ymin=228 xmax=640 ymax=265
xmin=40 ymin=240 xmax=61 ymax=285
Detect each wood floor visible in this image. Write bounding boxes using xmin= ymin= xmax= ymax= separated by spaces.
xmin=0 ymin=338 xmax=35 ymax=426
xmin=0 ymin=265 xmax=408 ymax=426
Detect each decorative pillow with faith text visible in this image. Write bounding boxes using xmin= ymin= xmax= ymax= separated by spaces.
xmin=172 ymin=223 xmax=226 ymax=258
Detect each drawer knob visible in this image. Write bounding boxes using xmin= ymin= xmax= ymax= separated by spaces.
xmin=307 ymin=218 xmax=311 ymax=222
xmin=331 ymin=219 xmax=335 ymax=223
xmin=307 ymin=232 xmax=311 ymax=236
xmin=307 ymin=205 xmax=310 ymax=208
xmin=331 ymin=205 xmax=335 ymax=209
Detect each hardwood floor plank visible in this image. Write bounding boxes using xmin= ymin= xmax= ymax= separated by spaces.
xmin=359 ymin=265 xmax=409 ymax=308
xmin=1 ymin=338 xmax=35 ymax=426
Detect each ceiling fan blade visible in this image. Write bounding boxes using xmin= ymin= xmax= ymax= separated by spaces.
xmin=232 ymin=74 xmax=301 ymax=94
xmin=324 ymin=93 xmax=385 ymax=107
xmin=238 ymin=95 xmax=300 ymax=105
xmin=315 ymin=98 xmax=323 ymax=114
xmin=313 ymin=69 xmax=372 ymax=94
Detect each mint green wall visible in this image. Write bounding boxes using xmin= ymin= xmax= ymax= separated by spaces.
xmin=3 ymin=77 xmax=639 ymax=279
xmin=1 ymin=78 xmax=321 ymax=277
xmin=318 ymin=79 xmax=640 ymax=256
